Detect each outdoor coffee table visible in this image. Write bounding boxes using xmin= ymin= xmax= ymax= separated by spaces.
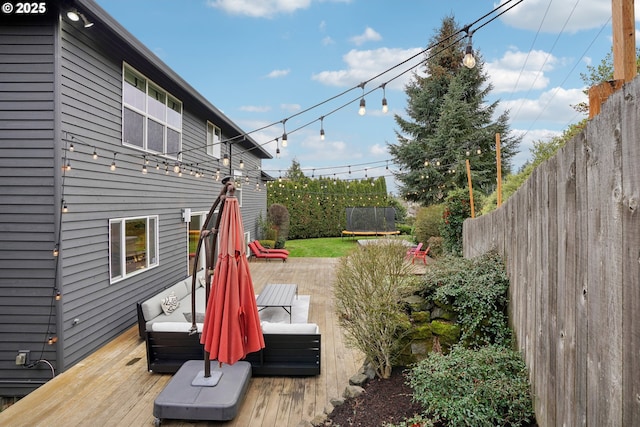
xmin=256 ymin=284 xmax=298 ymax=323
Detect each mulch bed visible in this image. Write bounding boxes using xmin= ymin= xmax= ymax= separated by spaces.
xmin=324 ymin=367 xmax=424 ymax=426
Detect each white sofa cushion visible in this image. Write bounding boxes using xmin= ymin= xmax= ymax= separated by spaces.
xmin=151 ymin=322 xmax=203 ymax=333
xmin=260 ymin=321 xmax=319 ymax=335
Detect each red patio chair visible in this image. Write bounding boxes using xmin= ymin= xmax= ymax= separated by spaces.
xmin=253 ymin=240 xmax=290 ymax=256
xmin=248 ymin=241 xmax=288 ymax=262
xmin=412 ymin=245 xmax=431 ymax=264
xmin=405 ymin=242 xmax=423 ymax=259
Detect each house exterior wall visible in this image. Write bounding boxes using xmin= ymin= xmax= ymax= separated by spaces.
xmin=0 ymin=3 xmax=270 ymax=398
xmin=0 ymin=19 xmax=59 ymax=397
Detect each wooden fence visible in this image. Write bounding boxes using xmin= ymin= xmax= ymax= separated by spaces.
xmin=463 ymin=77 xmax=640 ymax=427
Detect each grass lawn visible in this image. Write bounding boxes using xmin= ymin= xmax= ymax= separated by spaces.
xmin=282 ymin=236 xmax=412 ymax=257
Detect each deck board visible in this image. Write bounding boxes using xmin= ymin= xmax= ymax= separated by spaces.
xmin=1 ymin=258 xmax=364 ymax=427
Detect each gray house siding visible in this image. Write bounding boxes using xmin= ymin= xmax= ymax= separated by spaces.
xmin=0 ymin=2 xmax=271 ymax=398
xmin=58 ymin=21 xmax=269 ymax=369
xmin=0 ymin=21 xmax=59 ymax=396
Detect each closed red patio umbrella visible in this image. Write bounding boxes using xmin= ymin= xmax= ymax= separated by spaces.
xmin=200 ymin=183 xmax=264 ymax=366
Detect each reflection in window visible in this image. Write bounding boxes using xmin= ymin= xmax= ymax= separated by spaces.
xmin=188 ymin=213 xmax=205 ymax=276
xmin=122 ymin=64 xmax=182 ymax=158
xmin=109 ymin=216 xmax=158 ymax=283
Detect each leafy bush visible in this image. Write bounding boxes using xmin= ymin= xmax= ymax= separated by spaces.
xmin=408 ymin=345 xmax=534 ymax=427
xmin=334 ymin=241 xmax=419 ymax=378
xmin=420 ymin=252 xmax=512 ymax=348
xmin=414 ymin=204 xmax=444 ymax=246
xmin=267 ymin=203 xmax=290 ymax=243
xmin=439 ymin=189 xmax=472 ymax=256
xmin=396 ymin=223 xmax=413 ymax=236
xmin=426 ymin=236 xmax=443 ymax=258
xmin=258 ymin=239 xmax=276 ymax=249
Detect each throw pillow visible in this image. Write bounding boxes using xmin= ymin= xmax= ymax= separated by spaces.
xmin=183 ymin=312 xmax=206 ymax=323
xmin=160 ymin=291 xmax=180 ymax=315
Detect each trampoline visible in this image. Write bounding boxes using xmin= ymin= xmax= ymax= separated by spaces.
xmin=341 ymin=207 xmax=399 ymax=238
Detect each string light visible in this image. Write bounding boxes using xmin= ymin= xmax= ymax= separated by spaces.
xmin=53 ymin=245 xmax=59 ymax=257
xmin=69 ymin=143 xmax=74 ymax=152
xmin=55 ymin=289 xmax=61 ymax=301
xmin=281 ymin=119 xmax=288 ymax=147
xmin=63 ymin=160 xmax=71 ymax=171
xmin=381 ymin=83 xmax=388 ymax=114
xmin=239 ymin=158 xmax=244 ymax=169
xmin=62 ymin=200 xmax=68 ymax=213
xmin=173 ymin=163 xmax=180 ymax=173
xmin=358 ymin=83 xmax=366 ymax=116
xmin=223 ymin=153 xmax=229 ymax=166
xmin=320 ymin=116 xmax=325 ymax=141
xmin=462 ymin=30 xmax=476 ymax=69
xmin=92 ymin=148 xmax=98 ymax=160
xmin=110 ymin=153 xmax=117 ymax=171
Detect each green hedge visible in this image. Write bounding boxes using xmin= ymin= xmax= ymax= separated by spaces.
xmin=267 ymin=176 xmax=390 ymax=239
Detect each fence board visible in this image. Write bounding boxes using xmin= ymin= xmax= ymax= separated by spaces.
xmin=463 ymin=77 xmax=640 ymax=425
xmin=586 ymin=90 xmax=623 ymax=427
xmin=621 ymin=82 xmax=640 ymax=425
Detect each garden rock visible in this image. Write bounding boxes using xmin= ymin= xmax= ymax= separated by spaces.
xmin=342 ymin=385 xmax=365 ymax=399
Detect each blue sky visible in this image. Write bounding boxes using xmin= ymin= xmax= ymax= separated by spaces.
xmin=95 ymin=0 xmax=636 ymax=194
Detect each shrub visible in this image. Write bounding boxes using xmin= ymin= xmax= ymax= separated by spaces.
xmin=267 ymin=203 xmax=290 ymax=243
xmin=413 ymin=204 xmax=444 ymax=245
xmin=426 ymin=236 xmax=443 ymax=258
xmin=258 ymin=239 xmax=276 ymax=249
xmin=439 ymin=189 xmax=472 ymax=256
xmin=396 ymin=223 xmax=413 ymax=236
xmin=334 ymin=241 xmax=419 ymax=378
xmin=408 ymin=345 xmax=534 ymax=427
xmin=420 ymin=252 xmax=512 ymax=348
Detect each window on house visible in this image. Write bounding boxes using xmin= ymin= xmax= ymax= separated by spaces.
xmin=122 ymin=64 xmax=182 ymax=159
xmin=206 ymin=122 xmax=221 ymax=159
xmin=109 ymin=216 xmax=159 ymax=283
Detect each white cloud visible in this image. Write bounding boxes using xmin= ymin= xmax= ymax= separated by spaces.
xmin=498 ymin=86 xmax=587 ymax=124
xmin=206 ymin=0 xmax=312 ymax=18
xmin=509 ymin=128 xmax=562 ymax=171
xmin=319 ymin=20 xmax=326 ymax=31
xmin=239 ymin=105 xmax=271 ymax=113
xmin=350 ymin=27 xmax=382 ymax=46
xmin=206 ymin=0 xmax=353 ymax=18
xmin=280 ymin=103 xmax=301 ymax=112
xmin=497 ymin=0 xmax=612 ymax=33
xmin=486 ymin=49 xmax=561 ymax=93
xmin=322 ymin=36 xmax=335 ymax=46
xmin=266 ymin=69 xmax=291 ymax=78
xmin=370 ymin=143 xmax=388 ymax=156
xmin=312 ymin=47 xmax=424 ymax=90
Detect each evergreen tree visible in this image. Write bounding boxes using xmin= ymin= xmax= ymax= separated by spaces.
xmin=389 ymin=16 xmax=520 ymax=205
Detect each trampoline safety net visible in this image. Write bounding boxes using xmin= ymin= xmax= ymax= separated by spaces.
xmin=345 ymin=207 xmax=396 ymax=233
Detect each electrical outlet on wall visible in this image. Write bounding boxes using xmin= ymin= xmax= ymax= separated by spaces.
xmin=16 ymin=350 xmax=30 ymax=366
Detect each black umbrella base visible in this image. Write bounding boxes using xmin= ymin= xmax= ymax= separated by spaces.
xmin=153 ymin=360 xmax=251 ymax=424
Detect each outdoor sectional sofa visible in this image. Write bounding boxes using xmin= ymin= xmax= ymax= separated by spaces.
xmin=135 ymin=271 xmax=321 ymax=376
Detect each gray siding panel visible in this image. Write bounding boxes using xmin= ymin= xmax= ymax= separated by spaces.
xmin=57 ymin=22 xmax=266 ymax=372
xmin=0 ymin=23 xmax=57 ymax=396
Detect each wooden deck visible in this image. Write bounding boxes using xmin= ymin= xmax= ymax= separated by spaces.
xmin=0 ymin=258 xmax=365 ymax=427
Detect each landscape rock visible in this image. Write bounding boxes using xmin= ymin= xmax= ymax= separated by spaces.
xmin=342 ymin=385 xmax=365 ymax=399
xmin=349 ymin=372 xmax=369 ymax=386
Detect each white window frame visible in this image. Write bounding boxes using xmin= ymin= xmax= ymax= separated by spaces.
xmin=188 ymin=211 xmax=207 ymax=275
xmin=122 ymin=63 xmax=182 ymax=160
xmin=206 ymin=121 xmax=221 ymax=159
xmin=109 ymin=215 xmax=159 ymax=284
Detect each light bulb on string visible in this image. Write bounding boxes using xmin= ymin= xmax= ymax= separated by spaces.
xmin=320 ymin=116 xmax=325 ymax=141
xmin=110 ymin=153 xmax=117 ymax=171
xmin=239 ymin=158 xmax=244 ymax=169
xmin=358 ymin=82 xmax=366 ymax=116
xmin=281 ymin=119 xmax=288 ymax=147
xmin=92 ymin=148 xmax=98 ymax=160
xmin=223 ymin=153 xmax=229 ymax=166
xmin=462 ymin=31 xmax=476 ymax=69
xmin=69 ymin=143 xmax=74 ymax=152
xmin=381 ymin=83 xmax=388 ymax=114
